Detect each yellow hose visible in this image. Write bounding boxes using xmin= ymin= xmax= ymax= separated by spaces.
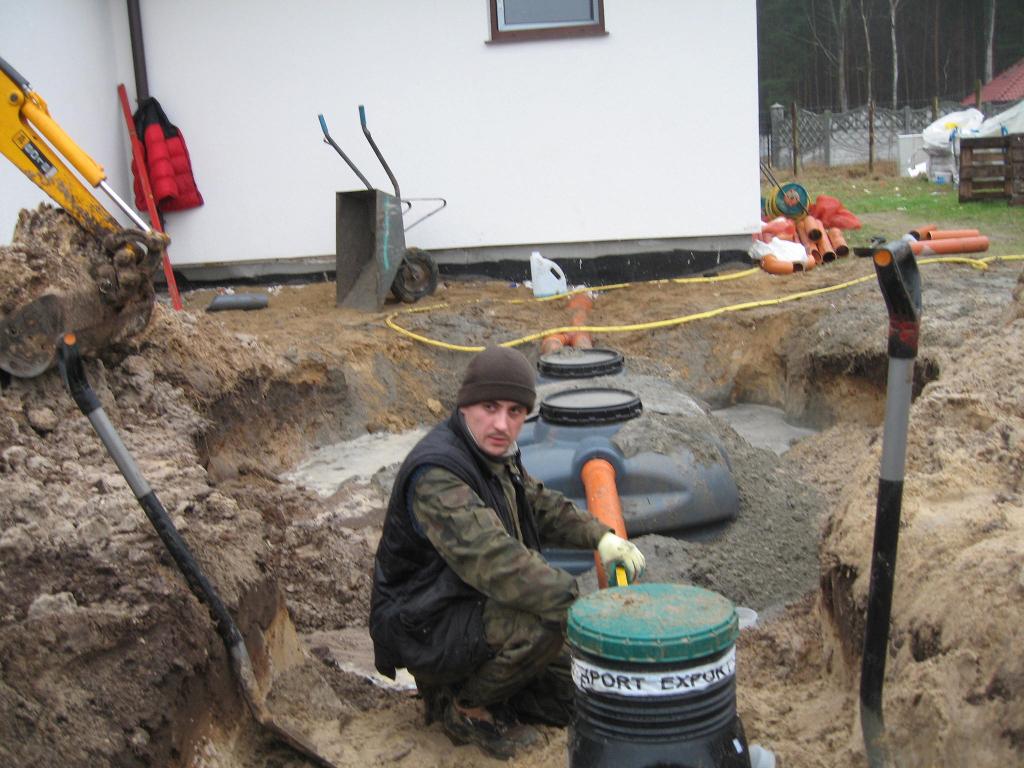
xmin=384 ymin=256 xmax=1024 ymax=353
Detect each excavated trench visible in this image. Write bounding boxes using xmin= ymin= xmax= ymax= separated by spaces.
xmin=26 ymin=254 xmax=1024 ymax=768
xmin=167 ymin=294 xmax=942 ymax=767
xmin=5 ymin=208 xmax=1019 ymax=766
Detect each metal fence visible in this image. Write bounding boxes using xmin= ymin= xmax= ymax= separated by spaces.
xmin=761 ymin=101 xmax=963 ymax=168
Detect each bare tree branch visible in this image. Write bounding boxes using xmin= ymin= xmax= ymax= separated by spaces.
xmin=889 ymin=0 xmax=903 ymax=109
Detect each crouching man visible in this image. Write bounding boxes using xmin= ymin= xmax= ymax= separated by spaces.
xmin=369 ymin=345 xmax=646 ymax=759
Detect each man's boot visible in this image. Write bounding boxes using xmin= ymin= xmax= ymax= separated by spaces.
xmin=489 ymin=701 xmax=544 ymax=749
xmin=442 ymin=700 xmax=537 ymax=760
xmin=506 ymin=665 xmax=574 ymax=727
xmin=416 ymin=682 xmax=450 ymax=726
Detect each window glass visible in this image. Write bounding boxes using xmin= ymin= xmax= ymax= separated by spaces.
xmin=500 ymin=0 xmax=597 ymax=28
xmin=489 ymin=0 xmax=606 ymax=42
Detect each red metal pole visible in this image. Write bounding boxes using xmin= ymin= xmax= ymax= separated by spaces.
xmin=116 ymin=84 xmax=182 ymax=311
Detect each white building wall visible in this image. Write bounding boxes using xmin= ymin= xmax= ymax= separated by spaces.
xmin=2 ymin=1 xmax=761 ymax=268
xmin=1 ymin=0 xmax=132 ymax=230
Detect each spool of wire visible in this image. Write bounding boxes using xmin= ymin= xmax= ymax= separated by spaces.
xmin=763 ymin=182 xmax=809 ymax=220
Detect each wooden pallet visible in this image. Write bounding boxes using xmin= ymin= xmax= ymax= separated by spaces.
xmin=958 ymin=134 xmax=1024 ymax=205
xmin=1012 ymin=134 xmax=1024 ymax=206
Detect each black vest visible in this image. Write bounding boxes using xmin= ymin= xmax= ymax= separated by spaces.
xmin=369 ymin=411 xmax=541 ymax=678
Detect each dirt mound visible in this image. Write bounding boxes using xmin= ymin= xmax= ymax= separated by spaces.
xmin=635 ymin=417 xmax=824 ymax=615
xmin=819 ymin=300 xmax=1024 ymax=765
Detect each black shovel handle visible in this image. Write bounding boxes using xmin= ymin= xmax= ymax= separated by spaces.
xmin=873 ymin=238 xmax=922 ymax=359
xmin=57 ymin=336 xmax=339 ymax=768
xmin=57 ymin=337 xmax=245 ymax=649
xmin=860 ymin=238 xmax=922 ymax=767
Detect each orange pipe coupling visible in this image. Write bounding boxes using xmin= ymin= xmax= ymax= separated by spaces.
xmin=581 ymin=458 xmax=627 ymax=589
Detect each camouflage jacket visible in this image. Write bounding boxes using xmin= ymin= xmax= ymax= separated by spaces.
xmin=411 ymin=451 xmax=609 ymax=625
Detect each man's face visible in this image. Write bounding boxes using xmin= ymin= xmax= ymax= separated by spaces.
xmin=460 ymin=400 xmax=529 ymax=458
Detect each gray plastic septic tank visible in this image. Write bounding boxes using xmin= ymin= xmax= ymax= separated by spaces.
xmin=519 ymin=380 xmax=740 ymax=538
xmin=567 ymin=584 xmax=751 ymax=767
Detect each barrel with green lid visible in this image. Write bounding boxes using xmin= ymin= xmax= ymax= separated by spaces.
xmin=568 ymin=584 xmax=752 ymax=767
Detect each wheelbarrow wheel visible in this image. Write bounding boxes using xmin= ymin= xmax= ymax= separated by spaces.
xmin=392 ymin=248 xmax=438 ymax=303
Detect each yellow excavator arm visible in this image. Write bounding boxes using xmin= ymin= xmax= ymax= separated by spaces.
xmin=1 ymin=55 xmax=121 ymax=238
xmin=0 ymin=55 xmax=171 ymax=379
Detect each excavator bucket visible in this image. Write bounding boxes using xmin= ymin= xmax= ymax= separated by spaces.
xmin=335 ymin=189 xmax=407 ymax=311
xmin=1 ymin=56 xmax=171 ymax=377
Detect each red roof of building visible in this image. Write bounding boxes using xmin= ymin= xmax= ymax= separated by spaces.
xmin=962 ymin=58 xmax=1024 ymax=105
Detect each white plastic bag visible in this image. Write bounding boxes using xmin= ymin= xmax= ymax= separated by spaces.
xmin=922 ymin=108 xmax=984 ymax=149
xmin=748 ymin=237 xmax=810 ymax=266
xmin=977 ymin=99 xmax=1024 ymax=137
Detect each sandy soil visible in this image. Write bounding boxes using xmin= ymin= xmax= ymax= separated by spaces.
xmin=0 ymin=204 xmax=1022 ymax=767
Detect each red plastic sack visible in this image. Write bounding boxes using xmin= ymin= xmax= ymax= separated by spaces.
xmin=808 ymin=195 xmax=861 ymax=230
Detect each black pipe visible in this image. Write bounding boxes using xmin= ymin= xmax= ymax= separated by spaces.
xmin=126 ymin=0 xmax=150 ymax=102
xmin=860 ymin=238 xmax=921 ymax=767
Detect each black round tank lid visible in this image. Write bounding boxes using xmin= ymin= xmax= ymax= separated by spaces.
xmin=539 ymin=387 xmax=642 ymax=425
xmin=537 ymin=348 xmax=624 ymax=379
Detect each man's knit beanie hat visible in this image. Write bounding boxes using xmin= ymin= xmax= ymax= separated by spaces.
xmin=456 ymin=346 xmax=536 ymax=410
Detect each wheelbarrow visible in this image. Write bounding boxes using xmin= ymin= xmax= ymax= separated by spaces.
xmin=318 ymin=106 xmax=444 ymax=310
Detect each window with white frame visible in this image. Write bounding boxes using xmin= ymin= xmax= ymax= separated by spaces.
xmin=488 ymin=0 xmax=606 ymax=42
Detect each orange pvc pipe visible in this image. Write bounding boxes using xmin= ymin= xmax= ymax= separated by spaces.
xmin=567 ymin=293 xmax=593 ymax=349
xmin=542 ymin=293 xmax=595 ymax=353
xmin=927 ymin=229 xmax=981 ymax=240
xmin=760 ymin=253 xmax=795 ymax=275
xmin=803 ymin=215 xmax=825 ymax=241
xmin=581 ymin=458 xmax=627 ymax=589
xmin=569 ymin=332 xmax=593 ymax=349
xmin=568 ymin=293 xmax=593 ymax=316
xmin=909 ymin=236 xmax=989 ymax=255
xmin=795 ymin=218 xmax=814 ymax=248
xmin=827 ymin=227 xmax=849 ymax=257
xmin=541 ymin=333 xmax=572 ymax=354
xmin=909 ymin=224 xmax=937 ymax=240
xmin=816 ymin=229 xmax=836 ymax=262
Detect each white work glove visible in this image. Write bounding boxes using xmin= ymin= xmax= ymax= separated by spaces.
xmin=597 ymin=532 xmax=646 ymax=584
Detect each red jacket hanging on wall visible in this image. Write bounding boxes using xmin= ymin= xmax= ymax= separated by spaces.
xmin=131 ymin=97 xmax=203 ymax=213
